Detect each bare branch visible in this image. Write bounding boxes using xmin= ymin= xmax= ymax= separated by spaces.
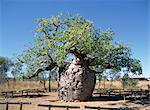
xmin=28 ymin=62 xmax=57 ymax=79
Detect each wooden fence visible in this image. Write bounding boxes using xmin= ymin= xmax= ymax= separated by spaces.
xmin=0 ymin=102 xmax=31 ymax=110
xmin=38 ymin=104 xmax=101 ymax=110
xmin=1 ymin=88 xmax=149 ymax=99
xmin=0 ymin=88 xmax=46 ymax=98
xmin=94 ymin=88 xmax=150 ymax=100
xmin=0 ymin=88 xmax=149 ymax=110
xmin=38 ymin=104 xmax=80 ymax=110
xmin=38 ymin=104 xmax=123 ymax=110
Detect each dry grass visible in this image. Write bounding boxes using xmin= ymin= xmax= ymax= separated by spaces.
xmin=95 ymin=80 xmax=150 ymax=90
xmin=0 ymin=80 xmax=150 ymax=92
xmin=0 ymin=80 xmax=58 ymax=92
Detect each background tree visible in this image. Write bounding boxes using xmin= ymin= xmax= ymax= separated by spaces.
xmin=16 ymin=14 xmax=142 ymax=101
xmin=122 ymin=73 xmax=138 ymax=89
xmin=0 ymin=56 xmax=13 ymax=84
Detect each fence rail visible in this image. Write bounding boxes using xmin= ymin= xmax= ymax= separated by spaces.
xmin=0 ymin=102 xmax=31 ymax=110
xmin=38 ymin=104 xmax=80 ymax=110
xmin=0 ymin=88 xmax=46 ymax=98
xmin=38 ymin=104 xmax=124 ymax=110
xmin=94 ymin=88 xmax=150 ymax=100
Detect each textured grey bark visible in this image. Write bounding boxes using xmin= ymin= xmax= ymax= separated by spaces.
xmin=58 ymin=59 xmax=96 ymax=102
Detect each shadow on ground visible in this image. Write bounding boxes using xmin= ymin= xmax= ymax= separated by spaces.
xmin=126 ymin=97 xmax=150 ymax=105
xmin=87 ymin=95 xmax=150 ymax=105
xmin=87 ymin=95 xmax=124 ymax=101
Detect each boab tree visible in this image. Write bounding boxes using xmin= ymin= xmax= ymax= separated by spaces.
xmin=17 ymin=14 xmax=142 ymax=101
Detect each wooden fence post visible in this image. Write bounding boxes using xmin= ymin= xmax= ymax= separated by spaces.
xmin=22 ymin=91 xmax=23 ymax=96
xmin=6 ymin=102 xmax=8 ymax=110
xmin=98 ymin=106 xmax=101 ymax=110
xmin=20 ymin=103 xmax=23 ymax=110
xmin=66 ymin=106 xmax=69 ymax=110
xmin=48 ymin=106 xmax=51 ymax=110
xmin=48 ymin=74 xmax=51 ymax=92
xmin=109 ymin=91 xmax=111 ymax=100
xmin=27 ymin=90 xmax=28 ymax=96
xmin=5 ymin=92 xmax=8 ymax=98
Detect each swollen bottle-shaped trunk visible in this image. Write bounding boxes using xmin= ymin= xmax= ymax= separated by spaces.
xmin=58 ymin=59 xmax=96 ymax=102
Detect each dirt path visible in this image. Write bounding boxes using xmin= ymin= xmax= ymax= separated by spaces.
xmin=0 ymin=92 xmax=149 ymax=110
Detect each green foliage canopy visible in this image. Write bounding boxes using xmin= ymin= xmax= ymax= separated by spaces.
xmin=17 ymin=14 xmax=142 ymax=77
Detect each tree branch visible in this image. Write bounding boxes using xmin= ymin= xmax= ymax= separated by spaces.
xmin=28 ymin=62 xmax=57 ymax=79
xmin=69 ymin=47 xmax=86 ymax=60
